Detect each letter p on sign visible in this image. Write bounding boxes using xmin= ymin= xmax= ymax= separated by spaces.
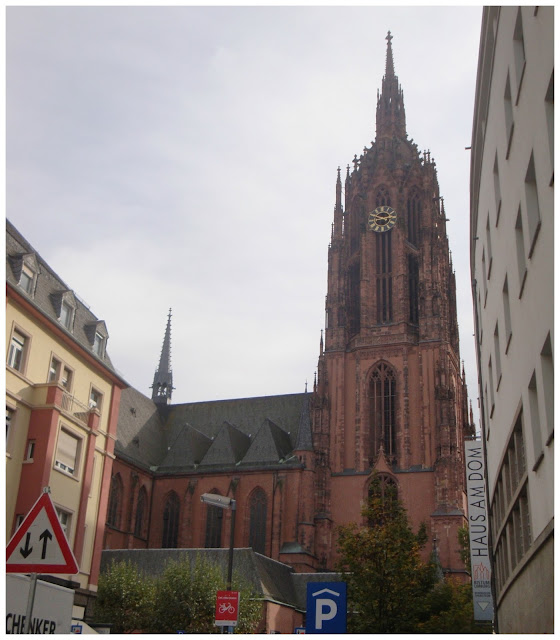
xmin=316 ymin=599 xmax=337 ymax=629
xmin=306 ymin=582 xmax=346 ymax=633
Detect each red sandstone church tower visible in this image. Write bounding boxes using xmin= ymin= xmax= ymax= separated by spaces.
xmin=312 ymin=32 xmax=474 ymax=575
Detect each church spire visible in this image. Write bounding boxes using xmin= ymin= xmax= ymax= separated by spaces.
xmin=151 ymin=308 xmax=174 ymax=405
xmin=376 ymin=31 xmax=406 ymax=141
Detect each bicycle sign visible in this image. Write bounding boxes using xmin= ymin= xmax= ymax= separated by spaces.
xmin=215 ymin=591 xmax=239 ymax=627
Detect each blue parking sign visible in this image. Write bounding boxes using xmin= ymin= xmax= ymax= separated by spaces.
xmin=306 ymin=581 xmax=346 ymax=633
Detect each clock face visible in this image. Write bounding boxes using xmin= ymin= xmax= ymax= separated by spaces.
xmin=368 ymin=205 xmax=397 ymax=232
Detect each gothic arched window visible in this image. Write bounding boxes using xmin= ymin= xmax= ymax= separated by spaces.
xmin=407 ymin=190 xmax=422 ymax=246
xmin=162 ymin=491 xmax=180 ymax=548
xmin=375 ymin=186 xmax=391 ymax=207
xmin=107 ymin=473 xmax=123 ymax=528
xmin=248 ymin=488 xmax=267 ymax=555
xmin=367 ymin=473 xmax=399 ymax=526
xmin=204 ymin=489 xmax=223 ymax=548
xmin=368 ymin=363 xmax=397 ymax=464
xmin=374 ymin=186 xmax=393 ymax=324
xmin=134 ymin=486 xmax=148 ymax=538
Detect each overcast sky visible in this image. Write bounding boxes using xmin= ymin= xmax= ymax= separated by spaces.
xmin=7 ymin=6 xmax=483 ymax=426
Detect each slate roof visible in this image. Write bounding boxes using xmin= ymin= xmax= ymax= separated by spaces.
xmin=100 ymin=548 xmax=338 ymax=612
xmin=119 ymin=389 xmax=313 ymax=474
xmin=6 ymin=220 xmax=124 ymax=381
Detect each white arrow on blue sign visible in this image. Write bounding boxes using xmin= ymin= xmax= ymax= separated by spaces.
xmin=306 ymin=582 xmax=346 ymax=634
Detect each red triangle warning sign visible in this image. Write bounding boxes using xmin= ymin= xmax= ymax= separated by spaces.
xmin=6 ymin=492 xmax=79 ymax=574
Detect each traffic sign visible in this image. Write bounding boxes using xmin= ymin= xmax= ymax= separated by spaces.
xmin=215 ymin=590 xmax=239 ymax=627
xmin=306 ymin=582 xmax=347 ymax=634
xmin=6 ymin=491 xmax=79 ymax=574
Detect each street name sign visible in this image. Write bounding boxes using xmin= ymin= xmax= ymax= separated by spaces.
xmin=306 ymin=582 xmax=346 ymax=634
xmin=465 ymin=440 xmax=494 ymax=622
xmin=6 ymin=491 xmax=79 ymax=574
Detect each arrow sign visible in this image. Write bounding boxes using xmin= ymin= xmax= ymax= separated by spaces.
xmin=6 ymin=492 xmax=79 ymax=574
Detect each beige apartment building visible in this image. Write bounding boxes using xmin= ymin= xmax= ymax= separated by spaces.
xmin=6 ymin=220 xmax=127 ymax=619
xmin=470 ymin=6 xmax=553 ymax=633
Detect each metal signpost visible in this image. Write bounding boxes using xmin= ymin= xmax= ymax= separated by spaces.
xmin=305 ymin=582 xmax=347 ymax=634
xmin=6 ymin=488 xmax=79 ymax=634
xmin=464 ymin=440 xmax=494 ymax=622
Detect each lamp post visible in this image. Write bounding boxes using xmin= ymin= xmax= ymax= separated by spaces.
xmin=200 ymin=493 xmax=237 ymax=632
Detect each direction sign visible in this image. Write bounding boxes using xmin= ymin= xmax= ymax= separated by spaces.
xmin=306 ymin=582 xmax=346 ymax=634
xmin=6 ymin=492 xmax=79 ymax=574
xmin=214 ymin=590 xmax=240 ymax=627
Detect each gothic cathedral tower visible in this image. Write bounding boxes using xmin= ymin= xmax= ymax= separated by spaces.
xmin=312 ymin=33 xmax=474 ymax=574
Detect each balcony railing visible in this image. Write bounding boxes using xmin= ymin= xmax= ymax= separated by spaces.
xmin=61 ymin=391 xmax=91 ymax=426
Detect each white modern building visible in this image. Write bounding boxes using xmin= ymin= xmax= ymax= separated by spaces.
xmin=470 ymin=6 xmax=553 ymax=633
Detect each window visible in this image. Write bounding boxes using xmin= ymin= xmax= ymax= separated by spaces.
xmin=493 ymin=154 xmax=502 ymax=224
xmin=513 ymin=8 xmax=526 ymax=99
xmin=488 ymin=357 xmax=495 ymax=418
xmin=515 ymin=207 xmax=527 ymax=296
xmin=134 ymin=487 xmax=148 ymax=538
xmin=89 ymin=387 xmax=103 ymax=411
xmin=20 ymin=263 xmax=35 ymax=295
xmin=205 ymin=491 xmax=223 ymax=548
xmin=54 ymin=428 xmax=80 ymax=475
xmin=528 ymin=372 xmax=543 ymax=469
xmin=60 ymin=301 xmax=74 ymax=330
xmin=61 ymin=366 xmax=73 ymax=391
xmin=494 ymin=323 xmax=502 ymax=390
xmin=8 ymin=329 xmax=28 ymax=373
xmin=25 ymin=440 xmax=36 ymax=461
xmin=93 ymin=332 xmax=105 ymax=357
xmin=481 ymin=249 xmax=488 ymax=305
xmin=545 ymin=72 xmax=554 ymax=176
xmin=368 ymin=363 xmax=397 ymax=465
xmin=162 ymin=492 xmax=180 ymax=548
xmin=407 ymin=190 xmax=421 ymax=245
xmin=525 ymin=153 xmax=541 ymax=257
xmin=408 ymin=255 xmax=419 ymax=325
xmin=248 ymin=488 xmax=267 ymax=555
xmin=55 ymin=507 xmax=72 ymax=537
xmin=491 ymin=412 xmax=530 ymax=594
xmin=367 ymin=474 xmax=398 ymax=526
xmin=540 ymin=334 xmax=554 ymax=444
xmin=502 ymin=276 xmax=513 ymax=352
xmin=107 ymin=474 xmax=123 ymax=528
xmin=6 ymin=407 xmax=14 ymax=442
xmin=504 ymin=73 xmax=514 ymax=157
xmin=48 ymin=357 xmax=61 ymax=382
xmin=486 ymin=216 xmax=493 ymax=278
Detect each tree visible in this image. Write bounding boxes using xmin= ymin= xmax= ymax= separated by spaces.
xmin=93 ymin=559 xmax=155 ymax=633
xmin=336 ymin=475 xmax=436 ymax=633
xmin=93 ymin=557 xmax=263 ymax=634
xmin=149 ymin=557 xmax=263 ymax=634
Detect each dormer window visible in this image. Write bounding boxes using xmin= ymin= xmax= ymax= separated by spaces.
xmin=60 ymin=301 xmax=74 ymax=330
xmin=10 ymin=253 xmax=39 ymax=297
xmin=20 ymin=264 xmax=35 ymax=295
xmin=93 ymin=332 xmax=105 ymax=357
xmin=52 ymin=290 xmax=77 ymax=332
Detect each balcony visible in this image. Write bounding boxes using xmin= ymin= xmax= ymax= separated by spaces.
xmin=61 ymin=391 xmax=92 ymax=426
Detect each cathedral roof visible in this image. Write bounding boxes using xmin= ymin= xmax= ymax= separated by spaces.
xmin=116 ymin=387 xmax=312 ymax=473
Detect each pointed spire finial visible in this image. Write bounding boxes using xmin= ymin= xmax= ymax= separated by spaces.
xmin=151 ymin=309 xmax=174 ymax=405
xmin=385 ymin=30 xmax=395 ymax=77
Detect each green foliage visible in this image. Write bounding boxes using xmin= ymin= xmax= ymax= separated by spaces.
xmin=93 ymin=560 xmax=155 ymax=633
xmin=416 ymin=579 xmax=493 ymax=634
xmin=93 ymin=557 xmax=263 ymax=634
xmin=336 ymin=475 xmax=436 ymax=633
xmin=458 ymin=524 xmax=472 ymax=572
xmin=336 ymin=475 xmax=492 ymax=634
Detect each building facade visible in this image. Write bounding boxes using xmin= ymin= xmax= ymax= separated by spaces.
xmin=6 ymin=220 xmax=127 ymax=617
xmin=469 ymin=6 xmax=554 ymax=633
xmin=104 ymin=33 xmax=474 ymax=582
